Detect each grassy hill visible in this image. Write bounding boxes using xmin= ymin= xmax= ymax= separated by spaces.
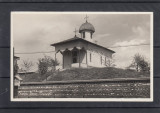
xmin=21 ymin=67 xmax=150 ymax=82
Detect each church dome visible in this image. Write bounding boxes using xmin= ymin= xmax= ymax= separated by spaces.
xmin=79 ymin=21 xmax=95 ymax=33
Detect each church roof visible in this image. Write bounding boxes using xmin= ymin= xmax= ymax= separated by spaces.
xmin=51 ymin=36 xmax=115 ymax=53
xmin=79 ymin=21 xmax=95 ymax=33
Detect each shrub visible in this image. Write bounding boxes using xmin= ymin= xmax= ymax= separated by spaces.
xmin=37 ymin=56 xmax=59 ymax=75
xmin=37 ymin=57 xmax=49 ymax=75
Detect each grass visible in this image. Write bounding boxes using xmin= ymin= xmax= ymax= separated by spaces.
xmin=21 ymin=67 xmax=150 ymax=82
xmin=20 ymin=71 xmax=52 ymax=82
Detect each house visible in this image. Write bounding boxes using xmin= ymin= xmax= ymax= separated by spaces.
xmin=14 ymin=56 xmax=20 ymax=75
xmin=14 ymin=74 xmax=23 ymax=86
xmin=51 ymin=17 xmax=115 ymax=69
xmin=14 ymin=74 xmax=22 ymax=97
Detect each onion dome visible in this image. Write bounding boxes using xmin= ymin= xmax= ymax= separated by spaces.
xmin=79 ymin=21 xmax=95 ymax=33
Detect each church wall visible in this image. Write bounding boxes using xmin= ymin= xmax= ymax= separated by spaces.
xmin=86 ymin=51 xmax=113 ymax=67
xmin=76 ymin=41 xmax=113 ymax=58
xmin=80 ymin=49 xmax=86 ymax=64
xmin=85 ymin=42 xmax=114 ymax=67
xmin=84 ymin=31 xmax=91 ymax=41
xmin=102 ymin=55 xmax=106 ymax=66
xmin=87 ymin=50 xmax=106 ymax=67
xmin=56 ymin=52 xmax=63 ymax=66
xmin=87 ymin=43 xmax=113 ymax=58
xmin=54 ymin=40 xmax=114 ymax=68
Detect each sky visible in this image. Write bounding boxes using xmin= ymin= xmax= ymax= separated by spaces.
xmin=12 ymin=12 xmax=152 ymax=69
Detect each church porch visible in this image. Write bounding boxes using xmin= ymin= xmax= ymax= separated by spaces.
xmin=55 ymin=47 xmax=88 ymax=69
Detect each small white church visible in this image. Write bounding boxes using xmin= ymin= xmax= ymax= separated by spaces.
xmin=51 ymin=16 xmax=115 ymax=69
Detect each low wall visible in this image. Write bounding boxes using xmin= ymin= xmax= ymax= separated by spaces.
xmin=17 ymin=78 xmax=150 ymax=98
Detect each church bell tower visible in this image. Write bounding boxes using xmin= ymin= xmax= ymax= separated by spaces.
xmin=79 ymin=15 xmax=95 ymax=42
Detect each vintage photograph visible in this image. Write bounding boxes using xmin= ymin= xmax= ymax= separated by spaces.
xmin=11 ymin=12 xmax=153 ymax=101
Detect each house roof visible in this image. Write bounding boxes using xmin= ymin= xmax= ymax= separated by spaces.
xmin=14 ymin=56 xmax=20 ymax=59
xmin=51 ymin=36 xmax=115 ymax=53
xmin=15 ymin=75 xmax=23 ymax=81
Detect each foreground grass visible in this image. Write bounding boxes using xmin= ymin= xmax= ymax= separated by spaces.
xmin=21 ymin=72 xmax=52 ymax=82
xmin=21 ymin=67 xmax=150 ymax=82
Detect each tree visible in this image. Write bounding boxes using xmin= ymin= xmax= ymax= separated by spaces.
xmin=37 ymin=56 xmax=59 ymax=75
xmin=129 ymin=53 xmax=150 ymax=72
xmin=132 ymin=53 xmax=142 ymax=72
xmin=49 ymin=58 xmax=59 ymax=72
xmin=105 ymin=55 xmax=116 ymax=67
xmin=37 ymin=56 xmax=50 ymax=75
xmin=21 ymin=60 xmax=34 ymax=77
xmin=139 ymin=59 xmax=150 ymax=73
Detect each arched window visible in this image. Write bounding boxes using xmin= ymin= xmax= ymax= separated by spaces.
xmin=91 ymin=32 xmax=93 ymax=39
xmin=90 ymin=53 xmax=92 ymax=62
xmin=100 ymin=56 xmax=102 ymax=65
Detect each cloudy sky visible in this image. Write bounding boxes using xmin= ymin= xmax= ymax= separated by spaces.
xmin=12 ymin=12 xmax=152 ymax=69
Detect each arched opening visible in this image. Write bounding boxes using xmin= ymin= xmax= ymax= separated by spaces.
xmin=83 ymin=32 xmax=85 ymax=38
xmin=72 ymin=50 xmax=78 ymax=63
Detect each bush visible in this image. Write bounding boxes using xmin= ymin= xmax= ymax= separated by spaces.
xmin=37 ymin=57 xmax=49 ymax=75
xmin=37 ymin=56 xmax=59 ymax=75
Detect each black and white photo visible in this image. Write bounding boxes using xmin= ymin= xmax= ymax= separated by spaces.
xmin=11 ymin=12 xmax=153 ymax=101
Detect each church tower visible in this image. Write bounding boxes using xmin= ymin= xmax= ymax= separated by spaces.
xmin=79 ymin=15 xmax=95 ymax=42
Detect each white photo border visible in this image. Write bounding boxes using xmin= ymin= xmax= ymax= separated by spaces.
xmin=10 ymin=12 xmax=154 ymax=102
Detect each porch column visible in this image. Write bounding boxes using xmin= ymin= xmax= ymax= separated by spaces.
xmin=71 ymin=51 xmax=72 ymax=67
xmin=79 ymin=49 xmax=80 ymax=68
xmin=54 ymin=52 xmax=57 ymax=71
xmin=86 ymin=50 xmax=88 ymax=67
xmin=55 ymin=52 xmax=57 ymax=62
xmin=62 ymin=52 xmax=64 ymax=69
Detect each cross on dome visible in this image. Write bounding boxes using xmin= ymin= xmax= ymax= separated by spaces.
xmin=73 ymin=28 xmax=78 ymax=37
xmin=79 ymin=15 xmax=95 ymax=33
xmin=84 ymin=14 xmax=89 ymax=22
